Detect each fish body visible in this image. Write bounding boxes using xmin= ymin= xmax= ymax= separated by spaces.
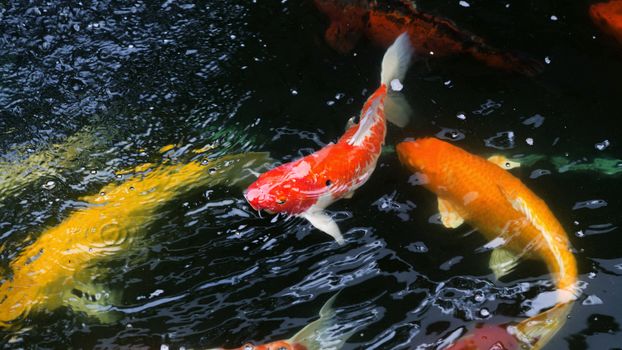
xmin=314 ymin=0 xmax=542 ymax=76
xmin=0 ymin=152 xmax=269 ymax=328
xmin=396 ymin=138 xmax=578 ymax=349
xmin=590 ymin=0 xmax=622 ymax=46
xmin=217 ymin=341 xmax=307 ymax=350
xmin=245 ymin=33 xmax=413 ymax=244
xmin=209 ymin=293 xmax=348 ymax=350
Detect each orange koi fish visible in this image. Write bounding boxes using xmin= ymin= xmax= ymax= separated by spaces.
xmin=208 ymin=293 xmax=350 ymax=350
xmin=591 ymin=0 xmax=622 ymax=46
xmin=245 ymin=33 xmax=414 ymax=244
xmin=314 ymin=0 xmax=542 ymax=76
xmin=396 ymin=138 xmax=579 ymax=350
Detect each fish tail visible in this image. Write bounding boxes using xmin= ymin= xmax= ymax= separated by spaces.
xmin=289 ymin=291 xmax=353 ymax=350
xmin=510 ymin=301 xmax=574 ymax=350
xmin=380 ymin=32 xmax=414 ymax=128
xmin=380 ymin=32 xmax=413 ymax=86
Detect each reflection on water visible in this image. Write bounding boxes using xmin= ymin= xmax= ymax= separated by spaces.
xmin=1 ymin=0 xmax=621 ymax=349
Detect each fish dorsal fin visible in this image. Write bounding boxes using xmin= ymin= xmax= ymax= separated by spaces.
xmin=488 ymin=155 xmax=521 ymax=170
xmin=301 ymin=208 xmax=345 ymax=245
xmin=347 ymin=96 xmax=381 ymax=147
xmin=489 ymin=247 xmax=520 ymax=280
xmin=438 ymin=198 xmax=464 ymax=228
xmin=498 ymin=187 xmax=541 ymax=231
xmin=289 ymin=292 xmax=352 ymax=350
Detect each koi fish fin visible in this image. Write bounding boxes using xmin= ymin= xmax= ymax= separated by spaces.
xmin=488 ymin=155 xmax=521 ymax=169
xmin=384 ymin=92 xmax=412 ymax=128
xmin=438 ymin=198 xmax=464 ymax=228
xmin=381 ymin=32 xmax=414 ymax=86
xmin=343 ymin=190 xmax=355 ymax=199
xmin=380 ymin=32 xmax=414 ymax=128
xmin=63 ymin=283 xmax=122 ymax=324
xmin=489 ymin=247 xmax=520 ymax=280
xmin=216 ymin=152 xmax=273 ymax=189
xmin=301 ymin=209 xmax=345 ymax=245
xmin=290 ymin=292 xmax=353 ymax=350
xmin=510 ymin=301 xmax=574 ymax=349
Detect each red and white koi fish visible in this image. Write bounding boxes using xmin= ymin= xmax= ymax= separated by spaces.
xmin=397 ymin=138 xmax=579 ymax=350
xmin=207 ymin=293 xmax=349 ymax=350
xmin=244 ymin=33 xmax=414 ymax=244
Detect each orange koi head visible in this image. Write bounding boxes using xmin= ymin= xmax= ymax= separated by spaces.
xmin=396 ymin=138 xmax=448 ymax=185
xmin=244 ymin=161 xmax=320 ymax=215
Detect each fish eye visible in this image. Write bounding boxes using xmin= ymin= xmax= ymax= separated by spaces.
xmin=505 ymin=162 xmax=511 ymax=168
xmin=326 ymin=179 xmax=332 ymax=187
xmin=276 ymin=198 xmax=287 ymax=205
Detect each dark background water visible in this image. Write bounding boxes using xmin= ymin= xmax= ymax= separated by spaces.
xmin=1 ymin=0 xmax=621 ymax=348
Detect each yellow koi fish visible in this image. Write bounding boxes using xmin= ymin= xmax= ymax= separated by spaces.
xmin=0 ymin=152 xmax=269 ymax=328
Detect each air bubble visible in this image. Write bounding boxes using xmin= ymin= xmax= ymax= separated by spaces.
xmin=595 ymin=140 xmax=610 ymax=151
xmin=582 ymin=295 xmax=603 ymax=306
xmin=42 ymin=180 xmax=56 ymax=190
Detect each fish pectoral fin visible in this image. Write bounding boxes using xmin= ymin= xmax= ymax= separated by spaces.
xmin=63 ymin=283 xmax=122 ymax=324
xmin=489 ymin=247 xmax=520 ymax=280
xmin=343 ymin=190 xmax=355 ymax=199
xmin=488 ymin=155 xmax=521 ymax=169
xmin=301 ymin=209 xmax=345 ymax=245
xmin=438 ymin=198 xmax=464 ymax=228
xmin=384 ymin=91 xmax=412 ymax=128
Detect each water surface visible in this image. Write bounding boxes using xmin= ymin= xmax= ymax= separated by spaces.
xmin=1 ymin=0 xmax=621 ymax=349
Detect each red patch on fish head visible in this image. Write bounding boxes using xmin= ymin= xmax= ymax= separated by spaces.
xmin=445 ymin=325 xmax=520 ymax=350
xmin=244 ymin=162 xmax=317 ymax=215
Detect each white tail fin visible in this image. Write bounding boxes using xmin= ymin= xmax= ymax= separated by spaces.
xmin=380 ymin=33 xmax=414 ymax=128
xmin=289 ymin=292 xmax=355 ymax=350
xmin=380 ymin=32 xmax=414 ymax=86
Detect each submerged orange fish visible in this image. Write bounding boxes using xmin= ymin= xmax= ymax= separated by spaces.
xmin=0 ymin=152 xmax=269 ymax=328
xmin=591 ymin=0 xmax=622 ymax=46
xmin=244 ymin=33 xmax=414 ymax=244
xmin=396 ymin=138 xmax=578 ymax=350
xmin=314 ymin=0 xmax=542 ymax=76
xmin=208 ymin=293 xmax=349 ymax=350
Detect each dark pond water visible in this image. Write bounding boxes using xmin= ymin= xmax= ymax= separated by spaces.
xmin=1 ymin=0 xmax=621 ymax=349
